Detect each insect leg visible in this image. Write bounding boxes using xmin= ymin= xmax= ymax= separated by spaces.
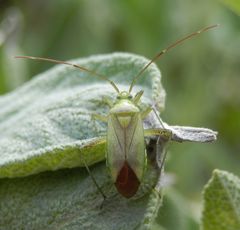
xmin=133 ymin=90 xmax=144 ymax=104
xmin=156 ymin=135 xmax=170 ymax=173
xmin=82 ymin=158 xmax=107 ymax=201
xmin=141 ymin=104 xmax=165 ymax=121
xmin=140 ymin=106 xmax=152 ymax=119
xmin=144 ymin=106 xmax=172 ymax=191
xmin=151 ymin=106 xmax=165 ymax=128
xmin=145 ymin=128 xmax=171 ymax=169
xmin=102 ymin=96 xmax=114 ymax=108
xmin=91 ymin=114 xmax=108 ymax=134
xmin=144 ymin=128 xmax=172 ymax=139
xmin=91 ymin=114 xmax=108 ymax=123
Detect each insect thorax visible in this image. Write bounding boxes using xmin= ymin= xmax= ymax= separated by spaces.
xmin=110 ymin=96 xmax=140 ymax=128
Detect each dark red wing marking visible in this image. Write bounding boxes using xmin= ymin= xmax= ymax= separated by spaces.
xmin=115 ymin=161 xmax=140 ymax=198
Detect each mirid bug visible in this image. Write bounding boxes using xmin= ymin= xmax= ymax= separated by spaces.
xmin=16 ymin=24 xmax=218 ymax=198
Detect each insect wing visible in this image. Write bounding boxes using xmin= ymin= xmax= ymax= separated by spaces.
xmin=106 ymin=113 xmax=146 ymax=197
xmin=125 ymin=113 xmax=146 ymax=181
xmin=106 ymin=114 xmax=125 ymax=181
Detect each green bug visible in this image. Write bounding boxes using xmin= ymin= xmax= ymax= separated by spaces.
xmin=16 ymin=24 xmax=218 ymax=198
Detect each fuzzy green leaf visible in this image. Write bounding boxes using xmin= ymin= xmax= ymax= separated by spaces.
xmin=156 ymin=188 xmax=199 ymax=230
xmin=0 ymin=53 xmax=166 ymax=230
xmin=0 ymin=163 xmax=164 ymax=230
xmin=0 ymin=53 xmax=165 ymax=178
xmin=201 ymin=169 xmax=240 ymax=230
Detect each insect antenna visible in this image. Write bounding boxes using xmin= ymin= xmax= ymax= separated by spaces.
xmin=128 ymin=24 xmax=220 ymax=93
xmin=15 ymin=56 xmax=120 ymax=93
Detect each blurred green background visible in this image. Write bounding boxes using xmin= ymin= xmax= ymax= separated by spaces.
xmin=0 ymin=0 xmax=239 ymax=224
